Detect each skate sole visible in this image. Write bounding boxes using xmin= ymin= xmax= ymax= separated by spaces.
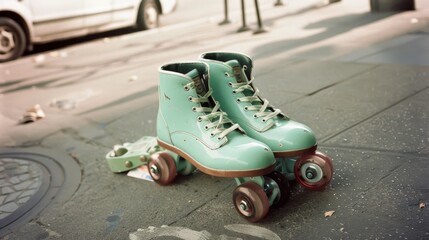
xmin=273 ymin=145 xmax=317 ymax=158
xmin=157 ymin=139 xmax=275 ymax=178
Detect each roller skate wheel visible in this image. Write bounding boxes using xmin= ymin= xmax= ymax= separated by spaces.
xmin=233 ymin=182 xmax=270 ymax=222
xmin=294 ymin=152 xmax=333 ymax=191
xmin=148 ymin=152 xmax=177 ymax=185
xmin=264 ymin=171 xmax=290 ymax=208
xmin=301 ymin=163 xmax=324 ymax=183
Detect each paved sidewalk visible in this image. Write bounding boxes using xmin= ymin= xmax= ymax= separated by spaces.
xmin=0 ymin=0 xmax=428 ymax=239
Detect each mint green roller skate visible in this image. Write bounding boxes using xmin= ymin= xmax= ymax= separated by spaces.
xmin=155 ymin=61 xmax=289 ymax=221
xmin=200 ymin=52 xmax=333 ymax=190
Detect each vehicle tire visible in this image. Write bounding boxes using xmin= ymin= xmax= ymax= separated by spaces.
xmin=0 ymin=17 xmax=26 ymax=63
xmin=137 ymin=0 xmax=160 ymax=30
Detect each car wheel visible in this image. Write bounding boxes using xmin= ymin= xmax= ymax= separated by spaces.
xmin=137 ymin=0 xmax=160 ymax=30
xmin=0 ymin=17 xmax=26 ymax=63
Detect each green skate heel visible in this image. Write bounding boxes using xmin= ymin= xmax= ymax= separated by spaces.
xmin=200 ymin=52 xmax=333 ymax=190
xmin=155 ymin=61 xmax=290 ymax=221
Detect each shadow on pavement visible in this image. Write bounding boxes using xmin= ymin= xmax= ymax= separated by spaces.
xmin=252 ymin=12 xmax=397 ymax=59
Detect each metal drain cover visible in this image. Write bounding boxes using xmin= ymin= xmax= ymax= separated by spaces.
xmin=0 ymin=148 xmax=81 ymax=237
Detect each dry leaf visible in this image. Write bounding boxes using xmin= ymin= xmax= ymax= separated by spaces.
xmin=324 ymin=210 xmax=335 ymax=217
xmin=420 ymin=202 xmax=426 ymax=209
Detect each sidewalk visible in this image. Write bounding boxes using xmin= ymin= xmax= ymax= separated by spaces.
xmin=1 ymin=0 xmax=428 ymax=239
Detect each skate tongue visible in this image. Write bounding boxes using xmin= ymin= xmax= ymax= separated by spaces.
xmin=186 ymin=69 xmax=208 ymax=96
xmin=226 ymin=60 xmax=246 ymax=83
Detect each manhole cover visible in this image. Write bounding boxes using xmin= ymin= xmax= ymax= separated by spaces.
xmin=0 ymin=158 xmax=44 ymax=220
xmin=0 ymin=148 xmax=81 ymax=237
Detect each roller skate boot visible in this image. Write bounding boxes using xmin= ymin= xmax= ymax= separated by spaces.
xmin=200 ymin=52 xmax=333 ymax=190
xmin=155 ymin=61 xmax=289 ymax=221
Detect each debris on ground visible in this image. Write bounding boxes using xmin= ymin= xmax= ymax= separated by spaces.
xmin=129 ymin=75 xmax=138 ymax=82
xmin=324 ymin=210 xmax=335 ymax=217
xmin=420 ymin=202 xmax=426 ymax=209
xmin=20 ymin=104 xmax=45 ymax=124
xmin=50 ymin=99 xmax=77 ymax=110
xmin=127 ymin=165 xmax=153 ymax=182
xmin=50 ymin=89 xmax=98 ymax=110
xmin=33 ymin=54 xmax=46 ymax=64
xmin=49 ymin=51 xmax=69 ymax=58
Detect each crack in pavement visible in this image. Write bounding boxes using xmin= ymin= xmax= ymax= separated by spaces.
xmin=320 ymin=85 xmax=429 ymax=144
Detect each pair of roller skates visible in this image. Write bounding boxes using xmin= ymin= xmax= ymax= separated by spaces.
xmin=126 ymin=52 xmax=333 ymax=222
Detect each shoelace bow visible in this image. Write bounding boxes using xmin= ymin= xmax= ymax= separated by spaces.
xmin=185 ymin=82 xmax=240 ymax=140
xmin=230 ymin=77 xmax=283 ymax=123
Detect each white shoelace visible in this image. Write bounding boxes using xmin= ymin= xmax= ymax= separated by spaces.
xmin=184 ymin=82 xmax=240 ymax=140
xmin=230 ymin=77 xmax=283 ymax=123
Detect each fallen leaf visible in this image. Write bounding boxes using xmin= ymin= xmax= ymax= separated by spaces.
xmin=420 ymin=202 xmax=426 ymax=209
xmin=324 ymin=210 xmax=335 ymax=217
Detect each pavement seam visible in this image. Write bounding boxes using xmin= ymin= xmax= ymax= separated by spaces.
xmin=283 ymin=63 xmax=380 ymax=104
xmin=320 ymin=84 xmax=429 ymax=144
xmin=320 ymin=145 xmax=429 ymax=158
xmin=307 ymin=64 xmax=379 ymax=97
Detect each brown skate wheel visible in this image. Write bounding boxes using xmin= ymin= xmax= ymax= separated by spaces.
xmin=148 ymin=152 xmax=176 ymax=185
xmin=233 ymin=182 xmax=270 ymax=222
xmin=264 ymin=171 xmax=290 ymax=208
xmin=294 ymin=151 xmax=333 ymax=190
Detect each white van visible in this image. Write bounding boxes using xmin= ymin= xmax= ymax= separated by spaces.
xmin=0 ymin=0 xmax=177 ymax=62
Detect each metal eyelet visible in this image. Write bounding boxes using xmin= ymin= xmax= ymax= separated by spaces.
xmin=204 ymin=126 xmax=209 ymax=130
xmin=244 ymin=106 xmax=249 ymax=111
xmin=236 ymin=99 xmax=241 ymax=103
xmin=232 ymin=90 xmax=236 ymax=94
xmin=224 ymin=72 xmax=230 ymax=77
xmin=197 ymin=116 xmax=203 ymax=122
xmin=253 ymin=114 xmax=258 ymax=118
xmin=243 ymin=65 xmax=248 ymax=70
xmin=184 ymin=86 xmax=190 ymax=91
xmin=228 ymin=82 xmax=233 ymax=87
xmin=188 ymin=96 xmax=193 ymax=101
xmin=192 ymin=107 xmax=197 ymax=112
xmin=217 ymin=137 xmax=222 ymax=140
xmin=210 ymin=132 xmax=215 ymax=137
xmin=262 ymin=119 xmax=267 ymax=122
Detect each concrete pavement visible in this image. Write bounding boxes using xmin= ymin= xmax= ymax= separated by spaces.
xmin=0 ymin=0 xmax=428 ymax=239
